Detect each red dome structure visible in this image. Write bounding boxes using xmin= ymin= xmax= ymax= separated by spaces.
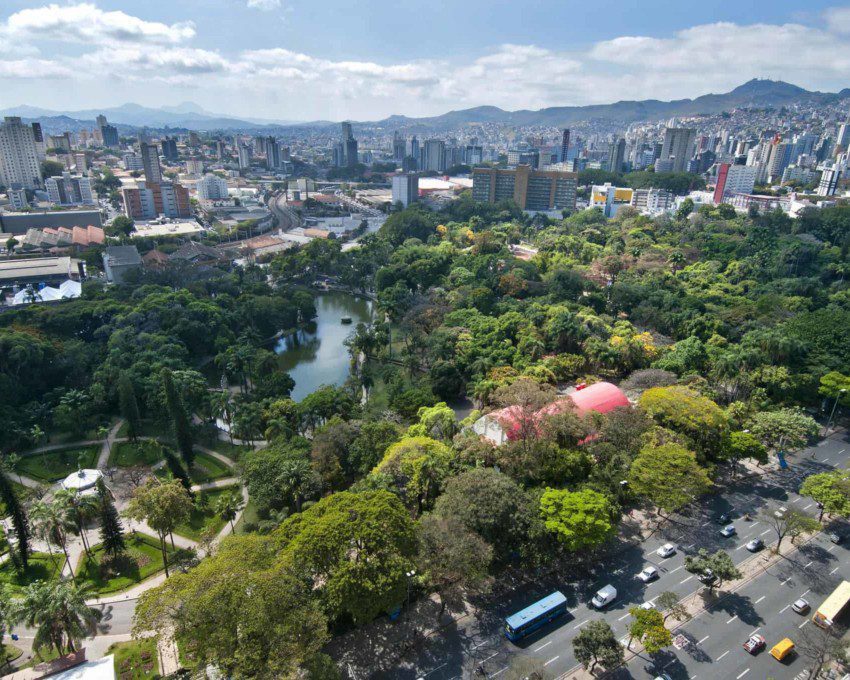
xmin=568 ymin=381 xmax=630 ymax=416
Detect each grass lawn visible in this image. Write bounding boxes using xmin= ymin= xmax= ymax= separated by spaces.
xmin=75 ymin=532 xmax=177 ymax=595
xmin=0 ymin=481 xmax=33 ymax=517
xmin=16 ymin=446 xmax=99 ymax=482
xmin=0 ymin=552 xmax=64 ymax=593
xmin=109 ymin=440 xmax=167 ymax=468
xmin=0 ymin=643 xmax=23 ymax=669
xmin=116 ymin=419 xmax=171 ymax=441
xmin=205 ymin=439 xmax=252 ymax=461
xmin=18 ymin=644 xmax=61 ymax=670
xmin=107 ymin=638 xmax=159 ymax=679
xmin=173 ymin=486 xmax=239 ymax=541
xmin=234 ymin=497 xmax=261 ymax=535
xmin=156 ymin=450 xmax=232 ymax=485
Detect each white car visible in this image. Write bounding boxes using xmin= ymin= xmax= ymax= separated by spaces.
xmin=775 ymin=506 xmax=788 ymax=518
xmin=720 ymin=524 xmax=737 ymax=537
xmin=638 ymin=566 xmax=659 ymax=582
xmin=657 ymin=543 xmax=677 ymax=558
xmin=640 ymin=601 xmax=655 ymax=610
xmin=591 ymin=584 xmax=618 ymax=608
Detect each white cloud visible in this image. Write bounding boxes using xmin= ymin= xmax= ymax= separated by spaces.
xmin=246 ymin=0 xmax=281 ymax=9
xmin=0 ymin=58 xmax=72 ymax=79
xmin=3 ymin=3 xmax=194 ymax=46
xmin=825 ymin=6 xmax=850 ymax=33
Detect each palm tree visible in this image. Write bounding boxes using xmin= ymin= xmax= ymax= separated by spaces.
xmin=56 ymin=489 xmax=99 ymax=561
xmin=13 ymin=581 xmax=102 ymax=657
xmin=210 ymin=390 xmax=234 ymax=444
xmin=31 ymin=497 xmax=76 ymax=577
xmin=215 ymin=491 xmax=244 ymax=532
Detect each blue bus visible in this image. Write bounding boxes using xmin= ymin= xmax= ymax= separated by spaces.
xmin=504 ymin=591 xmax=568 ymax=641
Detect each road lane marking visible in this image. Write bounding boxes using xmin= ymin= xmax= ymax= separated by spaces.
xmin=698 ymin=635 xmax=710 ymax=644
xmin=749 ymin=522 xmax=760 ymax=528
xmin=781 ymin=578 xmax=792 ymax=585
xmin=534 ymin=641 xmax=552 ymax=652
xmin=801 ymin=589 xmax=810 ymax=597
xmin=680 ymin=576 xmax=694 ymax=584
xmin=804 ymin=504 xmax=814 ymax=510
xmin=760 ymin=529 xmax=771 ymax=536
xmin=717 ymin=651 xmax=730 ymax=660
xmin=701 ymin=521 xmax=710 ymax=527
xmin=472 ymin=641 xmax=488 ymax=649
xmin=755 ymin=596 xmax=766 ymax=604
xmin=828 ymin=546 xmax=836 ymax=552
xmin=618 ymin=613 xmax=630 ymax=621
xmin=737 ymin=670 xmax=750 ymax=679
xmin=670 ymin=566 xmax=683 ymax=574
xmin=727 ymin=615 xmax=738 ymax=624
xmin=830 ymin=567 xmax=839 ymax=575
xmin=573 ymin=620 xmax=588 ymax=629
xmin=792 ymin=498 xmax=802 ymax=503
xmin=780 ymin=604 xmax=791 ymax=613
xmin=750 ymin=627 xmax=761 ymax=635
xmin=482 ymin=653 xmax=498 ymax=663
xmin=491 ymin=668 xmax=508 ymax=678
xmin=799 ymin=620 xmax=809 ymax=629
xmin=423 ymin=663 xmax=446 ymax=676
xmin=822 ymin=458 xmax=830 ymax=463
xmin=804 ymin=561 xmax=813 ymax=568
xmin=543 ymin=656 xmax=559 ymax=667
xmin=685 ymin=543 xmax=696 ymax=549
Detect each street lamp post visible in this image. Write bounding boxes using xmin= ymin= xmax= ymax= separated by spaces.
xmin=823 ymin=388 xmax=847 ymax=436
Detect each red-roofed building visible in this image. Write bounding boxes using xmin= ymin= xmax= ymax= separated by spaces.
xmin=472 ymin=381 xmax=630 ymax=446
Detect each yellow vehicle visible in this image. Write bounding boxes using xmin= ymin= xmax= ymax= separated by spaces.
xmin=813 ymin=580 xmax=850 ymax=629
xmin=770 ymin=638 xmax=795 ymax=661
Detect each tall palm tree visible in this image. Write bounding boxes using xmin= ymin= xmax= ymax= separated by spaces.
xmin=55 ymin=489 xmax=99 ymax=561
xmin=215 ymin=491 xmax=244 ymax=532
xmin=13 ymin=581 xmax=101 ymax=657
xmin=210 ymin=390 xmax=234 ymax=444
xmin=31 ymin=497 xmax=76 ymax=577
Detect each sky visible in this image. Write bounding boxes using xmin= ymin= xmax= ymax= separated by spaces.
xmin=1 ymin=0 xmax=850 ymax=122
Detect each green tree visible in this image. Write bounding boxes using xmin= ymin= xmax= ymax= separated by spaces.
xmin=56 ymin=488 xmax=98 ymax=561
xmin=135 ymin=535 xmax=328 ymax=679
xmin=162 ymin=368 xmax=194 ymax=468
xmin=656 ymin=590 xmax=690 ymax=623
xmin=538 ymin=488 xmax=615 ymax=552
xmin=372 ymin=436 xmax=456 ymax=515
xmin=117 ymin=372 xmax=142 ymax=441
xmin=416 ymin=514 xmax=492 ymax=618
xmin=747 ymin=408 xmax=818 ymax=457
xmin=96 ymin=478 xmax=125 ymax=560
xmin=163 ymin=448 xmax=193 ymax=494
xmin=0 ymin=470 xmax=29 ymax=571
xmin=110 ymin=215 xmax=135 ymax=237
xmin=241 ymin=441 xmax=318 ymax=514
xmin=31 ymin=497 xmax=76 ymax=576
xmin=275 ymin=490 xmax=416 ymax=625
xmin=639 ymin=385 xmax=729 ymax=457
xmin=721 ymin=430 xmax=768 ymax=477
xmin=799 ymin=471 xmax=850 ymax=521
xmin=684 ymin=548 xmax=742 ymax=592
xmin=760 ymin=508 xmax=821 ymax=553
xmin=13 ymin=581 xmax=101 ymax=657
xmin=407 ymin=402 xmax=458 ymax=441
xmin=40 ymin=159 xmax=65 ymax=178
xmin=626 ymin=606 xmax=672 ymax=653
xmin=573 ymin=619 xmax=624 ymax=673
xmin=215 ymin=491 xmax=244 ymax=532
xmin=818 ymin=371 xmax=850 ymax=404
xmin=628 ymin=443 xmax=712 ymax=515
xmin=125 ymin=478 xmax=193 ymax=577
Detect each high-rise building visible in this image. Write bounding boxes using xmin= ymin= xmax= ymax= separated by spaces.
xmin=391 ymin=173 xmax=419 ymax=207
xmin=0 ymin=116 xmax=42 ymax=189
xmin=340 ymin=122 xmax=358 ymax=167
xmin=74 ymin=153 xmax=88 ymax=173
xmin=45 ymin=171 xmax=94 ymax=205
xmin=631 ymin=188 xmax=674 ymax=214
xmin=607 ymin=138 xmax=626 ymax=173
xmin=836 ymin=118 xmax=850 ymax=151
xmin=422 ymin=139 xmax=446 ymax=173
xmin=140 ymin=142 xmax=162 ymax=184
xmin=713 ymin=163 xmax=757 ymax=203
xmin=817 ymin=168 xmax=841 ymax=197
xmin=197 ymin=173 xmax=230 ymax=201
xmin=161 ymin=137 xmax=179 ymax=161
xmin=122 ymin=180 xmax=191 ymax=220
xmin=472 ymin=165 xmax=578 ymax=212
xmin=465 ymin=145 xmax=483 ymax=166
xmin=122 ymin=153 xmax=144 ymax=172
xmin=186 ymin=158 xmax=204 ymax=175
xmin=409 ymin=136 xmax=419 ymax=162
xmin=7 ymin=186 xmax=28 ymax=211
xmin=100 ymin=123 xmax=119 ymax=148
xmin=237 ymin=145 xmax=251 ymax=170
xmin=658 ymin=127 xmax=696 ymax=173
xmin=48 ymin=133 xmax=72 ymax=153
xmin=393 ymin=132 xmax=406 ymax=163
xmin=31 ymin=122 xmax=46 ymax=160
xmin=266 ymin=137 xmax=281 ymax=169
xmin=561 ymin=129 xmax=571 ymax=163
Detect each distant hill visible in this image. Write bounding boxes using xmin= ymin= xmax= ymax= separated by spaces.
xmin=372 ymin=79 xmax=850 ymax=129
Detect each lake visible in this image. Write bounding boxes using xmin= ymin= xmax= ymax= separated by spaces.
xmin=275 ymin=292 xmax=374 ymax=401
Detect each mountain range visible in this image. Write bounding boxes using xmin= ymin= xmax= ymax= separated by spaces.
xmin=3 ymin=80 xmax=849 ymax=133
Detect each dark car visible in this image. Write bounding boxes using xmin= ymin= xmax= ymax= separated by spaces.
xmin=716 ymin=512 xmax=732 ymax=524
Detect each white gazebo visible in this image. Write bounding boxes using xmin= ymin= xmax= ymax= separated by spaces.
xmin=61 ymin=468 xmax=103 ymax=495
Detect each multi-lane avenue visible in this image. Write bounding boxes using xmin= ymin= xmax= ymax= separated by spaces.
xmin=381 ymin=430 xmax=850 ymax=680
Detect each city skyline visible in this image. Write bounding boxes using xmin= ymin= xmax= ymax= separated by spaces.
xmin=2 ymin=1 xmax=850 ymax=121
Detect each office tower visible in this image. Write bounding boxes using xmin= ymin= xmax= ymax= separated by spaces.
xmin=121 ymin=153 xmax=142 ymax=171
xmin=31 ymin=122 xmax=45 ymax=160
xmin=96 ymin=114 xmax=107 ymax=129
xmin=197 ymin=173 xmax=230 ymax=201
xmin=161 ymin=137 xmax=179 ymax=161
xmin=393 ymin=132 xmax=406 ymax=163
xmin=401 ymin=155 xmax=418 ymax=172
xmin=766 ymin=141 xmax=792 ymax=182
xmin=713 ymin=163 xmax=757 ymax=203
xmin=237 ymin=145 xmax=251 ymax=170
xmin=341 ymin=122 xmax=353 ymax=142
xmin=333 ymin=143 xmax=346 ymax=168
xmin=48 ymin=133 xmax=72 ymax=153
xmin=422 ymin=139 xmax=446 ymax=173
xmin=561 ymin=129 xmax=571 ymax=163
xmin=409 ymin=136 xmax=420 ymax=162
xmin=99 ymin=115 xmax=119 ymax=148
xmin=279 ymin=146 xmax=291 ymax=162
xmin=836 ymin=119 xmax=850 ymax=151
xmin=465 ymin=145 xmax=483 ymax=166
xmin=140 ymin=142 xmax=162 ymax=184
xmin=0 ymin=117 xmax=42 ymax=189
xmin=817 ymin=168 xmax=841 ymax=196
xmin=607 ymin=138 xmax=626 ymax=173
xmin=339 ymin=122 xmax=358 ymax=167
xmin=267 ymin=138 xmax=281 ymax=169
xmin=472 ymin=165 xmax=578 ymax=212
xmin=45 ymin=171 xmax=95 ymax=205
xmin=215 ymin=140 xmax=225 ymax=160
xmin=658 ymin=127 xmax=695 ymax=173
xmin=392 ymin=173 xmax=419 ymax=207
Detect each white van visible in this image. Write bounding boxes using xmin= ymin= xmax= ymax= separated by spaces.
xmin=592 ymin=584 xmax=617 ymax=608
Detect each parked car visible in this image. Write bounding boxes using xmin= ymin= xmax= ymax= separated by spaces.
xmin=743 ymin=634 xmax=766 ymax=654
xmin=653 ymin=675 xmax=673 ymax=680
xmin=657 ymin=543 xmax=677 ymax=558
xmin=792 ymin=598 xmax=810 ymax=614
xmin=638 ymin=566 xmax=659 ymax=583
xmin=720 ymin=525 xmax=737 ymax=537
xmin=591 ymin=584 xmax=618 ymax=608
xmin=640 ymin=602 xmax=655 ymax=610
xmin=770 ymin=638 xmax=795 ymax=661
xmin=746 ymin=538 xmax=764 ymax=552
xmin=774 ymin=506 xmax=788 ymax=519
xmin=829 ymin=532 xmax=842 ymax=544
xmin=716 ymin=512 xmax=732 ymax=524
xmin=697 ymin=569 xmax=716 ymax=585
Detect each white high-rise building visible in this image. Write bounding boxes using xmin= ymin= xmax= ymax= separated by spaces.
xmin=197 ymin=173 xmax=229 ymax=201
xmin=658 ymin=127 xmax=695 ymax=173
xmin=45 ymin=172 xmax=95 ymax=205
xmin=8 ymin=186 xmax=28 ymax=210
xmin=0 ymin=117 xmax=42 ymax=189
xmin=186 ymin=158 xmax=204 ymax=175
xmin=391 ymin=173 xmax=419 ymax=207
xmin=817 ymin=167 xmax=842 ymax=197
xmin=122 ymin=153 xmax=144 ymax=172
